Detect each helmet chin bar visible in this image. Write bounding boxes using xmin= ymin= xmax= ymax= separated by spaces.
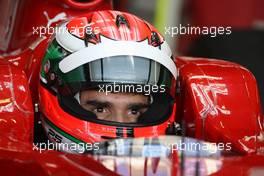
xmin=165 ymin=122 xmax=182 ymax=135
xmin=42 ymin=117 xmax=88 ymax=154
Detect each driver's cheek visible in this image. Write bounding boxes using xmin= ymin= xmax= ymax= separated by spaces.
xmin=96 ymin=112 xmax=112 ymax=121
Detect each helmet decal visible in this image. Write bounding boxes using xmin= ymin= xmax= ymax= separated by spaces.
xmin=150 ymin=31 xmax=161 ymax=47
xmin=115 ymin=15 xmax=130 ymax=29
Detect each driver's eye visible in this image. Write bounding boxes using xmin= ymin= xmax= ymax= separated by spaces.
xmin=129 ymin=109 xmax=140 ymax=116
xmin=94 ymin=107 xmax=107 ymax=113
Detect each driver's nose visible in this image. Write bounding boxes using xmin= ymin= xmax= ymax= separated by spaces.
xmin=112 ymin=110 xmax=128 ymax=123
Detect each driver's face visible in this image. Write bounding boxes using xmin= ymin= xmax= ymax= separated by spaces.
xmin=80 ymin=90 xmax=150 ymax=123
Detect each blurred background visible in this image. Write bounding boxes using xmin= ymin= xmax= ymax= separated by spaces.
xmin=114 ymin=0 xmax=264 ymax=110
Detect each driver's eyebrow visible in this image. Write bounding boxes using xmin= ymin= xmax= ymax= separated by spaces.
xmin=83 ymin=100 xmax=111 ymax=108
xmin=127 ymin=103 xmax=150 ymax=110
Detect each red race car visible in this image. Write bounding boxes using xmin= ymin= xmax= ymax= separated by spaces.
xmin=0 ymin=0 xmax=264 ymax=175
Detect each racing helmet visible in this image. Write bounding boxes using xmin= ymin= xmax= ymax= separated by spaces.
xmin=39 ymin=10 xmax=177 ymax=152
